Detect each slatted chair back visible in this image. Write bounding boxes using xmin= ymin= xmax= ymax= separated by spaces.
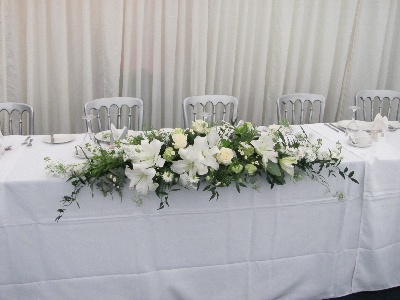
xmin=276 ymin=93 xmax=325 ymax=125
xmin=84 ymin=97 xmax=143 ymax=132
xmin=355 ymin=90 xmax=400 ymax=121
xmin=183 ymin=95 xmax=238 ymax=128
xmin=0 ymin=103 xmax=34 ymax=135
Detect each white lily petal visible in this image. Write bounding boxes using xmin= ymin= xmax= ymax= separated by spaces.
xmin=207 ymin=128 xmax=221 ymax=147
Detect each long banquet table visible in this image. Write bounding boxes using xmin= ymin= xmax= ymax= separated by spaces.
xmin=0 ymin=124 xmax=399 ymax=299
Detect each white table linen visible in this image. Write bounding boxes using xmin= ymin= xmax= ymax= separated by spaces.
xmin=306 ymin=123 xmax=400 ymax=293
xmin=0 ymin=128 xmax=387 ymax=299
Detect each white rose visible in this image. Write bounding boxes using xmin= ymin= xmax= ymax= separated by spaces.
xmin=172 ymin=133 xmax=187 ymax=149
xmin=192 ymin=119 xmax=209 ymax=134
xmin=216 ymin=147 xmax=234 ymax=165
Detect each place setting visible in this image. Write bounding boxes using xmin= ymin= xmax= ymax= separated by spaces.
xmin=0 ymin=129 xmax=35 ymax=157
xmin=74 ymin=122 xmax=142 ymax=159
xmin=336 ymin=106 xmax=400 ymax=149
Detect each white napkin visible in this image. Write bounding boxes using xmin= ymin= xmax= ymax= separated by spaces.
xmin=110 ymin=124 xmax=128 ymax=141
xmin=372 ymin=113 xmax=388 ymax=132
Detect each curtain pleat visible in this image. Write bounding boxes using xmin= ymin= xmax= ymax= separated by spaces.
xmin=1 ymin=0 xmax=400 ymax=134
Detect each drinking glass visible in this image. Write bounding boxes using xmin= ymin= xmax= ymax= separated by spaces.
xmin=83 ymin=114 xmax=95 ymax=123
xmin=345 ymin=106 xmax=359 ymax=140
xmin=82 ymin=114 xmax=96 ymax=140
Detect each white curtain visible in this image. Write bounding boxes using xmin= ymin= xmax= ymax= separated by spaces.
xmin=1 ymin=0 xmax=400 ymax=134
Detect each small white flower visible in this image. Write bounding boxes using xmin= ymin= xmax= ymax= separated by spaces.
xmin=121 ymin=144 xmax=142 ymax=162
xmin=179 ymin=173 xmax=197 ymax=189
xmin=317 ymin=150 xmax=329 ymax=160
xmin=305 ymin=149 xmax=317 ymax=162
xmin=188 ymin=174 xmax=199 ymax=184
xmin=162 ymin=171 xmax=174 ymax=183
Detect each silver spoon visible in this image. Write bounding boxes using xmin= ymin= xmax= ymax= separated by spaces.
xmin=27 ymin=139 xmax=33 ymax=146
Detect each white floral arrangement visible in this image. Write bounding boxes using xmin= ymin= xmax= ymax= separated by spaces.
xmin=45 ymin=120 xmax=358 ymax=221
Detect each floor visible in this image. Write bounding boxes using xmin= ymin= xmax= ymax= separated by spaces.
xmin=326 ymin=286 xmax=400 ymax=300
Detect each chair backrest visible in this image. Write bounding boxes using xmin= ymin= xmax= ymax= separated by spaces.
xmin=355 ymin=90 xmax=400 ymax=121
xmin=0 ymin=103 xmax=34 ymax=135
xmin=276 ymin=93 xmax=326 ymax=125
xmin=183 ymin=95 xmax=238 ymax=128
xmin=84 ymin=97 xmax=143 ymax=132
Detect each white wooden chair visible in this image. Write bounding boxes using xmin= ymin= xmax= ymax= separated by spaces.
xmin=183 ymin=95 xmax=238 ymax=128
xmin=276 ymin=93 xmax=326 ymax=125
xmin=0 ymin=103 xmax=34 ymax=135
xmin=355 ymin=90 xmax=400 ymax=121
xmin=84 ymin=97 xmax=143 ymax=132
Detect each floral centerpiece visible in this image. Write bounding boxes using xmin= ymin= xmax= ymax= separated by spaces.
xmin=45 ymin=120 xmax=358 ymax=221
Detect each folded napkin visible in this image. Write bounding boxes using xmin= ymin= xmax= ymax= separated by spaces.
xmin=372 ymin=113 xmax=388 ymax=132
xmin=110 ymin=124 xmax=128 ymax=142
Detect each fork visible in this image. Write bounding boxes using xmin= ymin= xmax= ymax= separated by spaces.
xmin=27 ymin=139 xmax=33 ymax=146
xmin=21 ymin=136 xmax=31 ymax=145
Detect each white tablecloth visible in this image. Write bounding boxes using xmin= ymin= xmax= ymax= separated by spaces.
xmin=305 ymin=124 xmax=400 ymax=293
xmin=0 ymin=126 xmax=397 ymax=299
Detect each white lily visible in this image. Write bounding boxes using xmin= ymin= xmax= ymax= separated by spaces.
xmin=193 ymin=136 xmax=219 ymax=170
xmin=125 ymin=164 xmax=158 ymax=195
xmin=251 ymin=132 xmax=278 ymax=166
xmin=279 ymin=156 xmax=297 ymax=177
xmin=171 ymin=136 xmax=219 ymax=177
xmin=207 ymin=127 xmax=221 ymax=148
xmin=171 ymin=146 xmax=208 ymax=177
xmin=136 ymin=139 xmax=165 ymax=168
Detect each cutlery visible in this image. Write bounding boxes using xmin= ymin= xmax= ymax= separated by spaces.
xmin=22 ymin=136 xmax=31 ymax=145
xmin=5 ymin=145 xmax=12 ymax=151
xmin=27 ymin=139 xmax=33 ymax=146
xmin=324 ymin=123 xmax=339 ymax=132
xmin=329 ymin=123 xmax=345 ymax=133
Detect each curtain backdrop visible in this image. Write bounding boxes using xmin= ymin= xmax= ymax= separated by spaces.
xmin=1 ymin=0 xmax=399 ymax=134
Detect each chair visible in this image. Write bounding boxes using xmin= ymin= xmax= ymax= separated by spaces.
xmin=355 ymin=90 xmax=400 ymax=121
xmin=183 ymin=95 xmax=238 ymax=128
xmin=0 ymin=103 xmax=34 ymax=135
xmin=84 ymin=97 xmax=143 ymax=132
xmin=276 ymin=93 xmax=326 ymax=125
